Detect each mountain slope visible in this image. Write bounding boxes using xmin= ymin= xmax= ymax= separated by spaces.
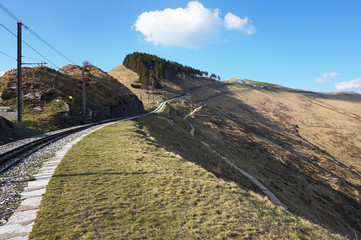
xmin=30 ymin=120 xmax=345 ymax=239
xmin=138 ymin=79 xmax=361 ymax=238
xmin=108 ymin=64 xmax=221 ymax=107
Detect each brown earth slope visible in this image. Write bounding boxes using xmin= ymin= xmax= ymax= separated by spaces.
xmin=138 ymin=77 xmax=361 ymax=238
xmin=108 ymin=64 xmax=221 ymax=105
xmin=108 ymin=65 xmax=361 ymax=237
xmin=188 ymin=82 xmax=361 ymax=238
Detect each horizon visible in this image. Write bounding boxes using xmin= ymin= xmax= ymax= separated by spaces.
xmin=1 ymin=0 xmax=360 ymax=94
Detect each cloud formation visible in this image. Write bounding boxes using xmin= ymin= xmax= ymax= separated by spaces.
xmin=224 ymin=13 xmax=255 ymax=34
xmin=315 ymin=72 xmax=339 ymax=83
xmin=335 ymin=78 xmax=361 ymax=91
xmin=0 ymin=71 xmax=5 ymax=77
xmin=133 ymin=1 xmax=254 ymax=48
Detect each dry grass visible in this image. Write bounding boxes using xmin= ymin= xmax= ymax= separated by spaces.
xmin=108 ymin=65 xmax=172 ymax=111
xmin=175 ymin=82 xmax=361 ymax=238
xmin=108 ymin=64 xmax=222 ymax=111
xmin=30 ymin=120 xmax=344 ymax=239
xmin=0 ymin=65 xmax=141 ymax=135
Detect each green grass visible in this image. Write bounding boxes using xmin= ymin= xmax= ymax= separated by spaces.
xmin=0 ymin=65 xmax=140 ymax=137
xmin=0 ymin=97 xmax=73 ymax=135
xmin=246 ymin=80 xmax=271 ymax=86
xmin=30 ymin=119 xmax=345 ymax=239
xmin=231 ymin=80 xmax=279 ymax=92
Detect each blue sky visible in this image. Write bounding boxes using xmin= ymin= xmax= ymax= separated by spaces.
xmin=1 ymin=0 xmax=360 ymax=93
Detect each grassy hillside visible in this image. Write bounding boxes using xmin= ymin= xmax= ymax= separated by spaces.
xmin=0 ymin=65 xmax=143 ymax=136
xmin=108 ymin=65 xmax=360 ymax=237
xmin=3 ymin=58 xmax=358 ymax=237
xmin=30 ymin=120 xmax=344 ymax=239
xmin=165 ymin=82 xmax=361 ymax=238
xmin=122 ymin=52 xmax=209 ymax=89
xmin=108 ymin=64 xmax=220 ymax=110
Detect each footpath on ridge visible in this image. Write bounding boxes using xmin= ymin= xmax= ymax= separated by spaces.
xmin=183 ymin=104 xmax=288 ymax=209
xmin=0 ymin=93 xmax=345 ymax=239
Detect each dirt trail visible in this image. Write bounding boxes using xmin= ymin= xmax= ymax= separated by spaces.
xmin=183 ymin=105 xmax=203 ymax=136
xmin=183 ymin=105 xmax=288 ymax=209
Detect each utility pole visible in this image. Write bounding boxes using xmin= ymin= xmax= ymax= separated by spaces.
xmin=17 ymin=22 xmax=22 ymax=122
xmin=147 ymin=93 xmax=150 ymax=109
xmin=82 ymin=68 xmax=86 ymax=122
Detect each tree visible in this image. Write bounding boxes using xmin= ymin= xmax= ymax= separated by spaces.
xmin=82 ymin=60 xmax=91 ymax=67
xmin=122 ymin=52 xmax=219 ymax=89
xmin=140 ymin=74 xmax=149 ymax=88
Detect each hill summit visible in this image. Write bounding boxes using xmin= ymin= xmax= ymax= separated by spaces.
xmin=122 ymin=52 xmax=220 ymax=89
xmin=0 ymin=65 xmax=143 ymax=140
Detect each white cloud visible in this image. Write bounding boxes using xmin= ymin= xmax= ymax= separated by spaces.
xmin=224 ymin=13 xmax=255 ymax=34
xmin=133 ymin=1 xmax=254 ymax=48
xmin=335 ymin=78 xmax=361 ymax=91
xmin=0 ymin=71 xmax=5 ymax=77
xmin=315 ymin=72 xmax=339 ymax=83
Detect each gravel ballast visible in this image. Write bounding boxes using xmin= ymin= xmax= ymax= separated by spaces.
xmin=0 ymin=126 xmax=100 ymax=225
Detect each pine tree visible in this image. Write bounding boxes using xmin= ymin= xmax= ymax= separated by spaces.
xmin=123 ymin=52 xmax=219 ymax=89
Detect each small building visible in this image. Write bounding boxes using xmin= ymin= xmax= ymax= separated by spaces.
xmin=261 ymin=85 xmax=273 ymax=90
xmin=237 ymin=79 xmax=246 ymax=85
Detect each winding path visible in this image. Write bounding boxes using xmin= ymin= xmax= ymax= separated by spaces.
xmin=184 ymin=105 xmax=288 ymax=210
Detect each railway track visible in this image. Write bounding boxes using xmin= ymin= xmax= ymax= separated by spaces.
xmin=0 ymin=114 xmax=140 ymax=173
xmin=0 ymin=95 xmax=184 ymax=174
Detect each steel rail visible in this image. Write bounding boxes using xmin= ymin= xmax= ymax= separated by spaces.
xmin=0 ymin=95 xmax=185 ymax=173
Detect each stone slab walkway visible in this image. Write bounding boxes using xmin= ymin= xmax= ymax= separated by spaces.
xmin=0 ymin=124 xmax=107 ymax=240
xmin=0 ymin=100 xmax=174 ymax=240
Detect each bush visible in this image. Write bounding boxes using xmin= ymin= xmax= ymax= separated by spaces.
xmin=1 ymin=89 xmax=16 ymax=100
xmin=130 ymin=83 xmax=142 ymax=89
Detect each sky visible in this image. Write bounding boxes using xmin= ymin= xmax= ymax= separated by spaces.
xmin=0 ymin=0 xmax=360 ymax=93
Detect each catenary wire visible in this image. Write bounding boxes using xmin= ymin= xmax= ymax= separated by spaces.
xmin=23 ymin=55 xmax=46 ymax=62
xmin=0 ymin=50 xmax=16 ymax=61
xmin=25 ymin=27 xmax=76 ymax=65
xmin=0 ymin=3 xmax=76 ymax=65
xmin=21 ymin=42 xmax=59 ymax=68
xmin=0 ymin=23 xmax=59 ymax=68
xmin=0 ymin=23 xmax=16 ymax=37
xmin=0 ymin=3 xmax=20 ymax=22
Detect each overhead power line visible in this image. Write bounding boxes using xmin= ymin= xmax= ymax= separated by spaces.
xmin=25 ymin=27 xmax=76 ymax=65
xmin=0 ymin=3 xmax=20 ymax=22
xmin=22 ymin=40 xmax=59 ymax=68
xmin=23 ymin=55 xmax=46 ymax=62
xmin=0 ymin=22 xmax=59 ymax=68
xmin=0 ymin=23 xmax=16 ymax=37
xmin=0 ymin=3 xmax=76 ymax=66
xmin=0 ymin=50 xmax=16 ymax=60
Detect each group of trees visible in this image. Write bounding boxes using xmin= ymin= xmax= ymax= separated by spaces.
xmin=123 ymin=52 xmax=220 ymax=89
